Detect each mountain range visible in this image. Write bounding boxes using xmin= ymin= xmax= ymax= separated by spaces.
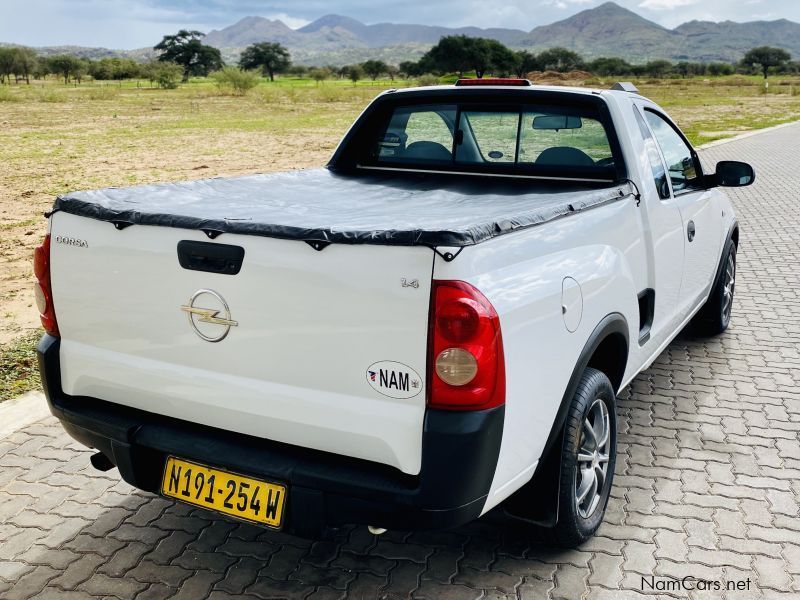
xmin=200 ymin=2 xmax=800 ymax=65
xmin=6 ymin=2 xmax=800 ymax=66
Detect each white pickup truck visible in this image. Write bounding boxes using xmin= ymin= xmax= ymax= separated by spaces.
xmin=36 ymin=79 xmax=753 ymax=546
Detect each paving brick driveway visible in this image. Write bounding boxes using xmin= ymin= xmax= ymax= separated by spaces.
xmin=2 ymin=123 xmax=799 ymax=600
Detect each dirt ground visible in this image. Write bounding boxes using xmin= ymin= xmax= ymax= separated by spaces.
xmin=0 ymin=87 xmax=356 ymax=344
xmin=2 ymin=77 xmax=799 ymax=346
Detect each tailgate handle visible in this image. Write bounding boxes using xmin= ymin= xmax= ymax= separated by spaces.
xmin=177 ymin=241 xmax=245 ymax=275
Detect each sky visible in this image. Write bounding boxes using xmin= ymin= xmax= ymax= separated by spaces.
xmin=1 ymin=0 xmax=798 ymax=49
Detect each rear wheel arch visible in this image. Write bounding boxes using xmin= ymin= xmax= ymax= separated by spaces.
xmin=503 ymin=313 xmax=628 ymax=526
xmin=541 ymin=311 xmax=629 ymax=463
xmin=585 ymin=330 xmax=628 ymax=393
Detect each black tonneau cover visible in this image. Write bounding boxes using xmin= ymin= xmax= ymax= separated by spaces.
xmin=53 ymin=168 xmax=633 ymax=247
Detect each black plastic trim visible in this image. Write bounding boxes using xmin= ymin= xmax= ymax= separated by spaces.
xmin=37 ymin=334 xmax=504 ymax=536
xmin=177 ymin=240 xmax=245 ymax=275
xmin=637 ymin=289 xmax=655 ymax=346
xmin=543 ymin=313 xmax=628 ymax=460
xmin=710 ymin=220 xmax=739 ymax=292
xmin=328 ymin=88 xmax=628 ymax=182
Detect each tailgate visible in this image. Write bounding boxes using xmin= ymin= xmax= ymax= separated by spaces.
xmin=49 ymin=212 xmax=434 ymax=474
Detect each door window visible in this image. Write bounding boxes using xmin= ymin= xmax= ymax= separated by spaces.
xmin=644 ymin=110 xmax=702 ymax=194
xmin=633 ymin=107 xmax=669 ymax=200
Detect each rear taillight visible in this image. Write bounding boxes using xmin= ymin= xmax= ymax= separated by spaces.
xmin=33 ymin=234 xmax=59 ymax=337
xmin=427 ymin=280 xmax=505 ymax=411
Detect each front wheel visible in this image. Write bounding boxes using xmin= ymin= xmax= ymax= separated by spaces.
xmin=692 ymin=242 xmax=736 ymax=336
xmin=552 ymin=367 xmax=617 ymax=547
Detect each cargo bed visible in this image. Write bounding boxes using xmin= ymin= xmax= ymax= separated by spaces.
xmin=53 ymin=168 xmax=634 ymax=248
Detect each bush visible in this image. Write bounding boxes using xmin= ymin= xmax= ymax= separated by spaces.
xmin=211 ymin=67 xmax=260 ymax=96
xmin=37 ymin=89 xmax=68 ymax=103
xmin=309 ymin=67 xmax=331 ymax=84
xmin=84 ymin=87 xmax=120 ymax=101
xmin=0 ymin=86 xmax=19 ymax=102
xmin=153 ymin=62 xmax=183 ymax=89
xmin=416 ymin=74 xmax=440 ymax=86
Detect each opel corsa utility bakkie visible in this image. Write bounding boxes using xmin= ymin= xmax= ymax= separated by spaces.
xmin=36 ymin=79 xmax=753 ymax=546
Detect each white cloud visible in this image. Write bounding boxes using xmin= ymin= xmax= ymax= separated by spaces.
xmin=639 ymin=0 xmax=698 ymax=9
xmin=264 ymin=13 xmax=310 ymax=29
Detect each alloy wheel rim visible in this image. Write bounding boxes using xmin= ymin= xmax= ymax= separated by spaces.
xmin=575 ymin=397 xmax=611 ymax=519
xmin=722 ymin=253 xmax=735 ymax=324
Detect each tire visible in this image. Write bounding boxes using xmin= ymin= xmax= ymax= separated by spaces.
xmin=692 ymin=242 xmax=736 ymax=336
xmin=551 ymin=367 xmax=617 ymax=547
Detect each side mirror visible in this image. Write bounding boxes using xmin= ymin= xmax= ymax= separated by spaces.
xmin=714 ymin=160 xmax=755 ymax=187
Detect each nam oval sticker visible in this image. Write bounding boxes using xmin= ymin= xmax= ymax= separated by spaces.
xmin=366 ymin=361 xmax=423 ymax=399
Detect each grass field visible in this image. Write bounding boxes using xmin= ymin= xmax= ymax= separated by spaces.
xmin=1 ymin=73 xmax=799 ymax=398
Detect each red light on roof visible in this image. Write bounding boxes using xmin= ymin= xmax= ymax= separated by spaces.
xmin=455 ymin=78 xmax=532 ymax=87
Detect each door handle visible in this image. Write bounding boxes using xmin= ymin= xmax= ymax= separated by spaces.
xmin=177 ymin=240 xmax=245 ymax=275
xmin=687 ymin=220 xmax=696 ymax=242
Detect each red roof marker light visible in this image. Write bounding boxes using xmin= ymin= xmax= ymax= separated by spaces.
xmin=455 ymin=78 xmax=532 ymax=87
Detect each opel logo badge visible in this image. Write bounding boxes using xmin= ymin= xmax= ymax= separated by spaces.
xmin=180 ymin=289 xmax=238 ymax=343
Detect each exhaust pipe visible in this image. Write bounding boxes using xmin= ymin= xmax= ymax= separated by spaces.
xmin=90 ymin=451 xmax=115 ymax=472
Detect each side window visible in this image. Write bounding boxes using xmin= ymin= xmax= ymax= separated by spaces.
xmin=374 ymin=105 xmax=455 ymax=163
xmin=633 ymin=107 xmax=669 ymax=200
xmin=406 ymin=110 xmax=454 ymax=149
xmin=644 ymin=110 xmax=701 ymax=194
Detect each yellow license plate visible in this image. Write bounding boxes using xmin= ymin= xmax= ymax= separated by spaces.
xmin=161 ymin=456 xmax=286 ymax=528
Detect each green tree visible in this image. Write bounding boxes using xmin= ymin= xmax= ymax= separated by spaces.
xmin=0 ymin=47 xmax=39 ymax=84
xmin=587 ymin=57 xmax=632 ymax=77
xmin=420 ymin=35 xmax=520 ymax=78
xmin=419 ymin=35 xmax=473 ymax=76
xmin=154 ymin=30 xmax=222 ymax=81
xmin=347 ymin=64 xmax=363 ymax=85
xmin=742 ymin=46 xmax=791 ymax=80
xmin=140 ymin=60 xmax=158 ymax=87
xmin=286 ymin=64 xmax=308 ymax=77
xmin=74 ymin=59 xmax=90 ymax=84
xmin=513 ymin=50 xmax=540 ymax=78
xmin=537 ymin=47 xmax=583 ymax=72
xmin=238 ymin=42 xmax=290 ymax=81
xmin=48 ymin=54 xmax=83 ymax=84
xmin=672 ymin=61 xmax=706 ymax=78
xmin=10 ymin=47 xmax=38 ymax=84
xmin=707 ymin=62 xmax=734 ymax=77
xmin=0 ymin=48 xmax=14 ymax=84
xmin=642 ymin=59 xmax=673 ymax=78
xmin=361 ymin=59 xmax=388 ymax=81
xmin=31 ymin=57 xmax=50 ymax=80
xmin=398 ymin=60 xmax=421 ymax=78
xmin=484 ymin=40 xmax=518 ymax=77
xmin=90 ymin=57 xmax=141 ymax=81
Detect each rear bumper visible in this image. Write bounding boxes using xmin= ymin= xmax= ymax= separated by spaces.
xmin=37 ymin=334 xmax=504 ymax=537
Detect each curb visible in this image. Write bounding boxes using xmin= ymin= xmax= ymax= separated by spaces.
xmin=698 ymin=119 xmax=800 ymax=150
xmin=0 ymin=391 xmax=50 ymax=440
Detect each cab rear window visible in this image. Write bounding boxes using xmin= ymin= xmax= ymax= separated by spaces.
xmin=365 ymin=102 xmax=618 ymax=181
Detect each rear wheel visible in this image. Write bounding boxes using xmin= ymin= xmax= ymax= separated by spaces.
xmin=552 ymin=367 xmax=617 ymax=547
xmin=692 ymin=243 xmax=736 ymax=336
